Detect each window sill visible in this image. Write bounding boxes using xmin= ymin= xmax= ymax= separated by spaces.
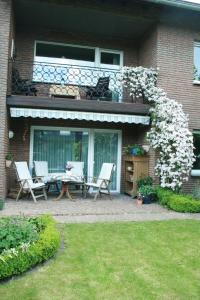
xmin=191 ymin=170 xmax=200 ymax=176
xmin=193 ymin=80 xmax=200 ymax=85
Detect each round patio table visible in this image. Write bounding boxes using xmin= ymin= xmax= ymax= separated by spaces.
xmin=54 ymin=175 xmax=85 ymax=201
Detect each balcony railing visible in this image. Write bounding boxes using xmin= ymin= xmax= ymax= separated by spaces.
xmin=8 ymin=60 xmax=135 ymax=102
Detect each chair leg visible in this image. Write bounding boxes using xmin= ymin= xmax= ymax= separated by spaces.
xmin=94 ymin=188 xmax=100 ymax=201
xmin=29 ymin=188 xmax=37 ymax=203
xmin=84 ymin=186 xmax=89 ymax=198
xmin=16 ymin=186 xmax=23 ymax=201
xmin=55 ymin=182 xmax=60 ymax=193
xmin=107 ymin=186 xmax=112 ymax=200
xmin=43 ymin=187 xmax=48 ymax=200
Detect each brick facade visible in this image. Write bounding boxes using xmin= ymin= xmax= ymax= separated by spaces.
xmin=0 ymin=0 xmax=13 ymax=198
xmin=2 ymin=1 xmax=200 ymax=195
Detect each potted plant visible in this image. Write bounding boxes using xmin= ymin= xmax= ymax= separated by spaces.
xmin=125 ymin=144 xmax=146 ymax=156
xmin=5 ymin=154 xmax=13 ymax=168
xmin=138 ymin=185 xmax=156 ymax=204
xmin=0 ymin=198 xmax=5 ymax=210
xmin=137 ymin=176 xmax=153 ymax=189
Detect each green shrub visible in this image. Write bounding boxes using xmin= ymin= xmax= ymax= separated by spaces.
xmin=155 ymin=187 xmax=200 ymax=213
xmin=139 ymin=185 xmax=155 ymax=197
xmin=0 ymin=216 xmax=39 ymax=253
xmin=168 ymin=195 xmax=200 ymax=213
xmin=0 ymin=215 xmax=61 ymax=280
xmin=137 ymin=176 xmax=153 ymax=189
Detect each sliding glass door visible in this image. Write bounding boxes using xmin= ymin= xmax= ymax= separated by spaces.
xmin=31 ymin=127 xmax=121 ymax=191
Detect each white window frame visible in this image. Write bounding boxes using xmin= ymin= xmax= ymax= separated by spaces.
xmin=193 ymin=41 xmax=200 ymax=84
xmin=30 ymin=126 xmax=122 ymax=192
xmin=34 ymin=41 xmax=123 ymax=69
xmin=191 ymin=130 xmax=200 ymax=176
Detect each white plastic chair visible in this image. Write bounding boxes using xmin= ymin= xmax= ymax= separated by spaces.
xmin=85 ymin=163 xmax=115 ymax=200
xmin=34 ymin=161 xmax=60 ymax=192
xmin=15 ymin=161 xmax=47 ymax=202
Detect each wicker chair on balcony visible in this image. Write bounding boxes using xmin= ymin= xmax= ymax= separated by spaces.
xmin=86 ymin=77 xmax=112 ymax=101
xmin=12 ymin=68 xmax=38 ymax=96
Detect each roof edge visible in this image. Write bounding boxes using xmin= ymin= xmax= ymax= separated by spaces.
xmin=147 ymin=0 xmax=200 ymax=12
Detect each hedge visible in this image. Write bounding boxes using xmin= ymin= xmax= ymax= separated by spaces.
xmin=0 ymin=215 xmax=61 ymax=280
xmin=155 ymin=187 xmax=200 ymax=213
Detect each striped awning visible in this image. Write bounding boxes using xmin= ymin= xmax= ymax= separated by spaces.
xmin=10 ymin=107 xmax=150 ymax=125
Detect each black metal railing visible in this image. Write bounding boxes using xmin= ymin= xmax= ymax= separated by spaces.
xmin=8 ymin=60 xmax=130 ymax=102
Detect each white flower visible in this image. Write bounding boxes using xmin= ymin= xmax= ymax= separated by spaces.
xmin=122 ymin=66 xmax=195 ymax=190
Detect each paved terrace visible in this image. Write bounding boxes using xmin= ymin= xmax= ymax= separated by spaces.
xmin=1 ymin=194 xmax=200 ymax=223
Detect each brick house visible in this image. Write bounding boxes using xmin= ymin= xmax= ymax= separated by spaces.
xmin=1 ymin=0 xmax=200 ymax=198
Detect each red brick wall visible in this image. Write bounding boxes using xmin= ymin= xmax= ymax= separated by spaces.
xmin=0 ymin=0 xmax=13 ymax=198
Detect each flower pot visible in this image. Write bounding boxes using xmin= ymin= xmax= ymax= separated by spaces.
xmin=5 ymin=160 xmax=12 ymax=168
xmin=0 ymin=199 xmax=5 ymax=210
xmin=137 ymin=198 xmax=143 ymax=205
xmin=143 ymin=196 xmax=152 ymax=204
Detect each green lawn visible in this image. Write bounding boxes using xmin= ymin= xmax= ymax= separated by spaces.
xmin=1 ymin=220 xmax=200 ymax=300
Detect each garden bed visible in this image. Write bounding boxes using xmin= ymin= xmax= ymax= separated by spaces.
xmin=156 ymin=187 xmax=200 ymax=213
xmin=0 ymin=215 xmax=61 ymax=280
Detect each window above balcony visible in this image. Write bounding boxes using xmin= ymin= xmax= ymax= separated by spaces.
xmin=34 ymin=41 xmax=123 ymax=70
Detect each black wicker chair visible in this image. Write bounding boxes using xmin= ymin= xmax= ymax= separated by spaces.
xmin=86 ymin=77 xmax=112 ymax=100
xmin=12 ymin=69 xmax=38 ymax=96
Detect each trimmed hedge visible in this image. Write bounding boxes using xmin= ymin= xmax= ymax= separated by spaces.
xmin=0 ymin=215 xmax=61 ymax=280
xmin=155 ymin=187 xmax=200 ymax=213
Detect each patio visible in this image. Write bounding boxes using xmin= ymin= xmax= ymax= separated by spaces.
xmin=1 ymin=194 xmax=200 ymax=223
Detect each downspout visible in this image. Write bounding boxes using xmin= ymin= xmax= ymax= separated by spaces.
xmin=148 ymin=0 xmax=200 ymax=12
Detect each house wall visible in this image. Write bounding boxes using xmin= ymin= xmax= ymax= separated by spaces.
xmin=0 ymin=0 xmax=13 ymax=198
xmin=8 ymin=118 xmax=147 ymax=193
xmin=156 ymin=23 xmax=200 ymax=193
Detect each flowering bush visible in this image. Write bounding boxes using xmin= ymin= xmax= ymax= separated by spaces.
xmin=122 ymin=66 xmax=195 ymax=190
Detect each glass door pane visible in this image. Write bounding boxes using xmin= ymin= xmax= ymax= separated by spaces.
xmin=33 ymin=129 xmax=88 ymax=175
xmin=93 ymin=131 xmax=119 ymax=190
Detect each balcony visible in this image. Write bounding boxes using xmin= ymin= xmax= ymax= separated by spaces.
xmin=9 ymin=60 xmax=134 ymax=102
xmin=7 ymin=60 xmax=150 ymax=119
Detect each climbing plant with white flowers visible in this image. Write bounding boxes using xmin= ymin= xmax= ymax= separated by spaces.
xmin=122 ymin=66 xmax=195 ymax=190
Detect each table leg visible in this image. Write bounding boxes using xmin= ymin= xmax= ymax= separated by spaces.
xmin=54 ymin=186 xmax=65 ymax=201
xmin=65 ymin=184 xmax=75 ymax=201
xmin=54 ymin=182 xmax=75 ymax=201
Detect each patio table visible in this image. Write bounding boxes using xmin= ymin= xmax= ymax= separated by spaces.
xmin=54 ymin=175 xmax=85 ymax=201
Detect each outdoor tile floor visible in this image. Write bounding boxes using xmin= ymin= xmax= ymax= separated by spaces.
xmin=1 ymin=193 xmax=200 ymax=223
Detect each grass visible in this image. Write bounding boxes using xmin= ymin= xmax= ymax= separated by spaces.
xmin=1 ymin=220 xmax=200 ymax=300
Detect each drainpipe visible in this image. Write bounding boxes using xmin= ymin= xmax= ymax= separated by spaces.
xmin=148 ymin=0 xmax=200 ymax=12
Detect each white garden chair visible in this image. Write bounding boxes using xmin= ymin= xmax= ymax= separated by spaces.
xmin=85 ymin=163 xmax=115 ymax=200
xmin=15 ymin=161 xmax=47 ymax=202
xmin=67 ymin=161 xmax=85 ymax=195
xmin=67 ymin=161 xmax=84 ymax=181
xmin=34 ymin=161 xmax=60 ymax=192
